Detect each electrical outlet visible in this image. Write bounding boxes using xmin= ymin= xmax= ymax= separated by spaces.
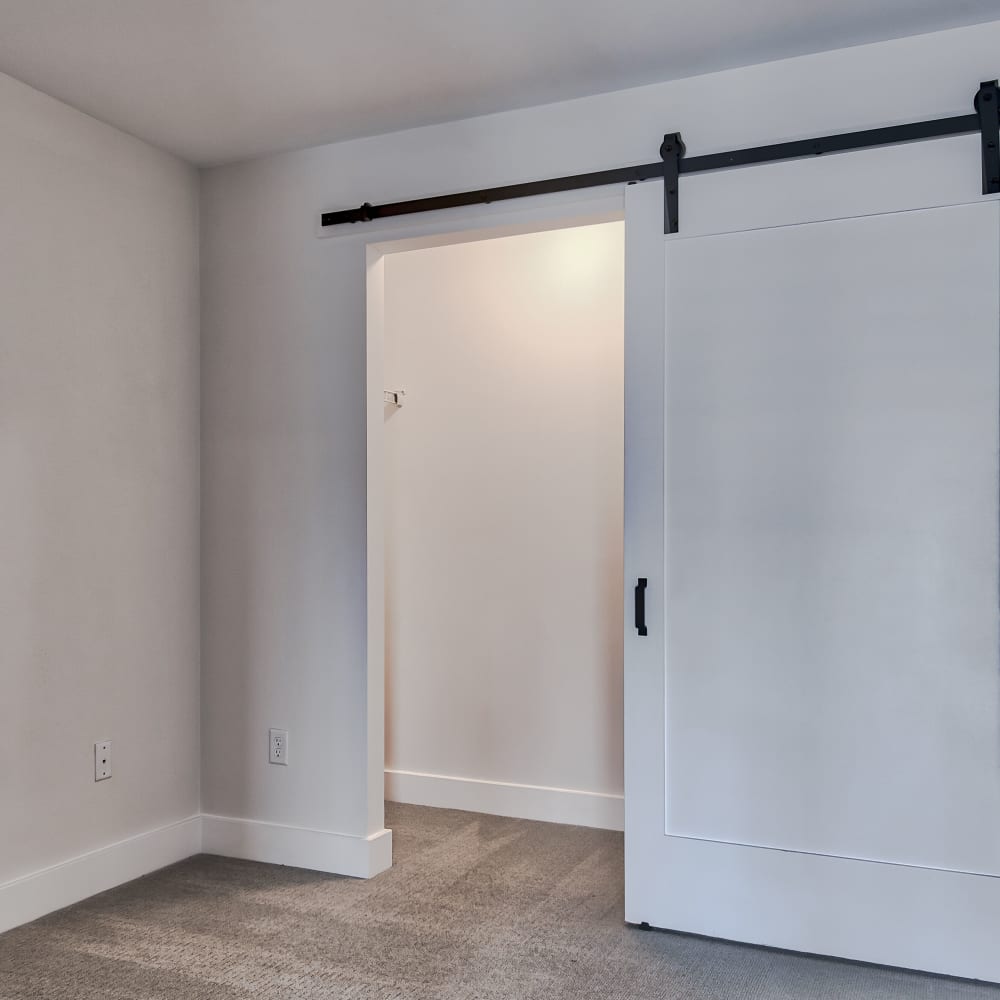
xmin=269 ymin=728 xmax=288 ymax=765
xmin=94 ymin=741 xmax=112 ymax=781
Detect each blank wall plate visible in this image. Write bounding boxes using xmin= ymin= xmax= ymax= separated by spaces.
xmin=94 ymin=741 xmax=112 ymax=781
xmin=269 ymin=729 xmax=288 ymax=765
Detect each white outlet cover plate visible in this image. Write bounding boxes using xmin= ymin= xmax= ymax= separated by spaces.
xmin=269 ymin=728 xmax=288 ymax=765
xmin=94 ymin=741 xmax=112 ymax=781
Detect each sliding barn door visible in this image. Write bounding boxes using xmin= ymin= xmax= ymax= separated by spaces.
xmin=623 ymin=178 xmax=1000 ymax=981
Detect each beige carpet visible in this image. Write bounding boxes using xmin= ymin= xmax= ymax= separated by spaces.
xmin=1 ymin=802 xmax=997 ymax=999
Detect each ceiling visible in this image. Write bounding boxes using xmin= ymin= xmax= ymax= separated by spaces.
xmin=1 ymin=0 xmax=999 ymax=166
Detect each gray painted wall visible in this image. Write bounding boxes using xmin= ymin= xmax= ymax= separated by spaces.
xmin=383 ymin=225 xmax=625 ymax=824
xmin=0 ymin=70 xmax=200 ymax=884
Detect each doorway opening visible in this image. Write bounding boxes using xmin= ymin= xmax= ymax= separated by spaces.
xmin=367 ymin=215 xmax=625 ymax=840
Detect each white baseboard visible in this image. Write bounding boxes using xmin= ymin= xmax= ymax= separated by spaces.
xmin=1 ymin=812 xmax=393 ymax=935
xmin=201 ymin=814 xmax=393 ymax=879
xmin=0 ymin=815 xmax=202 ymax=936
xmin=385 ymin=769 xmax=624 ymax=831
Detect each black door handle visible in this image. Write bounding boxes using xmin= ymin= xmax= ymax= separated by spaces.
xmin=635 ymin=578 xmax=648 ymax=636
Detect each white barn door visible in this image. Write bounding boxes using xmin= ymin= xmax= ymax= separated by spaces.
xmin=623 ymin=173 xmax=1000 ymax=981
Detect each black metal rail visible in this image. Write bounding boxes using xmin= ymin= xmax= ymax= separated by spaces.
xmin=320 ymin=161 xmax=667 ymax=227
xmin=321 ymin=81 xmax=1000 ymax=234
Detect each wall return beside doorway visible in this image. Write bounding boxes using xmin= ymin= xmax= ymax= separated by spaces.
xmin=321 ymin=81 xmax=1000 ymax=235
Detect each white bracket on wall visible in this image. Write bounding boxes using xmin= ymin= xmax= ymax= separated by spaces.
xmin=384 ymin=389 xmax=405 ymax=407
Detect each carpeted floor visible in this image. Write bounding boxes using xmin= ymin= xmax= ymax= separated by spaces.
xmin=1 ymin=803 xmax=998 ymax=999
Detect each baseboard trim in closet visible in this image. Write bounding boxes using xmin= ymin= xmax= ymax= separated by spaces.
xmin=385 ymin=769 xmax=624 ymax=831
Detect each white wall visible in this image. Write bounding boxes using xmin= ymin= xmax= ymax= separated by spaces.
xmin=382 ymin=224 xmax=624 ymax=829
xmin=0 ymin=70 xmax=200 ymax=921
xmin=200 ymin=20 xmax=1000 ymax=859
